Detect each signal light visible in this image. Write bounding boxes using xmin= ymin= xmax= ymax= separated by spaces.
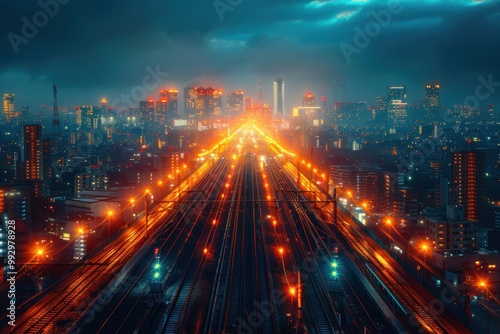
xmin=154 ymin=248 xmax=159 ymax=256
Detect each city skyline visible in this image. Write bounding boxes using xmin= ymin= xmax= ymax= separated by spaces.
xmin=0 ymin=1 xmax=499 ymax=108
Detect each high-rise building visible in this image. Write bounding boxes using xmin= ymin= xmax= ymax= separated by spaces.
xmin=226 ymin=91 xmax=244 ymax=115
xmin=184 ymin=87 xmax=198 ymax=116
xmin=20 ymin=105 xmax=30 ymax=125
xmin=330 ymin=165 xmax=387 ymax=212
xmin=302 ymin=92 xmax=315 ymax=107
xmin=22 ymin=124 xmax=43 ymax=181
xmin=3 ymin=93 xmax=16 ymax=123
xmin=273 ymin=78 xmax=285 ymax=117
xmin=139 ymin=100 xmax=155 ymax=126
xmin=156 ymin=98 xmax=168 ymax=126
xmin=76 ymin=106 xmax=102 ymax=131
xmin=387 ymin=86 xmax=407 ymax=129
xmin=424 ymin=206 xmax=478 ymax=251
xmin=375 ymin=96 xmax=387 ymax=123
xmin=451 ymin=151 xmax=485 ymax=221
xmin=183 ymin=87 xmax=222 ymax=118
xmin=160 ymin=89 xmax=179 ymax=119
xmin=424 ymin=84 xmax=440 ymax=123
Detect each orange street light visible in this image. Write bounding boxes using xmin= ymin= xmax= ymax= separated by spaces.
xmin=279 ymin=248 xmax=284 ymax=255
xmin=107 ymin=211 xmax=113 ymax=239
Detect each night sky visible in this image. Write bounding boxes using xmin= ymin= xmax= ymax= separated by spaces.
xmin=1 ymin=0 xmax=500 ymax=112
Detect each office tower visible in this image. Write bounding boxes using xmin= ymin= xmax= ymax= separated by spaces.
xmin=273 ymin=78 xmax=285 ymax=117
xmin=451 ymin=151 xmax=485 ymax=221
xmin=226 ymin=91 xmax=244 ymax=115
xmin=424 ymin=84 xmax=440 ymax=123
xmin=213 ymin=88 xmax=223 ymax=116
xmin=3 ymin=93 xmax=16 ymax=123
xmin=184 ymin=87 xmax=198 ymax=116
xmin=160 ymin=89 xmax=178 ymax=119
xmin=22 ymin=124 xmax=43 ymax=181
xmin=156 ymin=98 xmax=168 ymax=126
xmin=387 ymin=86 xmax=407 ymax=129
xmin=184 ymin=87 xmax=222 ymax=118
xmin=302 ymin=92 xmax=315 ymax=107
xmin=52 ymin=82 xmax=60 ymax=133
xmin=20 ymin=105 xmax=30 ymax=125
xmin=100 ymin=98 xmax=109 ymax=118
xmin=139 ymin=100 xmax=155 ymax=127
xmin=77 ymin=106 xmax=102 ymax=131
xmin=375 ymin=96 xmax=387 ymax=123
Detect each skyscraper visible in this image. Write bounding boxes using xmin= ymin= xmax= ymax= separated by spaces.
xmin=139 ymin=100 xmax=155 ymax=127
xmin=184 ymin=87 xmax=198 ymax=116
xmin=424 ymin=84 xmax=440 ymax=123
xmin=3 ymin=93 xmax=15 ymax=123
xmin=166 ymin=90 xmax=179 ymax=119
xmin=183 ymin=87 xmax=222 ymax=118
xmin=273 ymin=78 xmax=285 ymax=117
xmin=22 ymin=124 xmax=43 ymax=181
xmin=156 ymin=97 xmax=168 ymax=126
xmin=302 ymin=92 xmax=315 ymax=107
xmin=375 ymin=96 xmax=387 ymax=123
xmin=387 ymin=86 xmax=407 ymax=129
xmin=226 ymin=91 xmax=245 ymax=115
xmin=451 ymin=151 xmax=485 ymax=221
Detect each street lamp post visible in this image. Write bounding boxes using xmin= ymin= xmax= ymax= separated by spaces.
xmin=422 ymin=244 xmax=428 ymax=264
xmin=107 ymin=211 xmax=113 ymax=239
xmin=130 ymin=199 xmax=135 ymax=226
xmin=290 ymin=287 xmax=296 ymax=331
xmin=145 ymin=190 xmax=151 ymax=238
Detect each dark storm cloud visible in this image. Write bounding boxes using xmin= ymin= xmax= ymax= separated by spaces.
xmin=0 ymin=0 xmax=499 ymax=110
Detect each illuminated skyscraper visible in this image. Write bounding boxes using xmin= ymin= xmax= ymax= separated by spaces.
xmin=302 ymin=92 xmax=315 ymax=107
xmin=20 ymin=105 xmax=30 ymax=125
xmin=387 ymin=86 xmax=407 ymax=129
xmin=273 ymin=78 xmax=285 ymax=117
xmin=77 ymin=106 xmax=102 ymax=131
xmin=183 ymin=87 xmax=222 ymax=117
xmin=22 ymin=124 xmax=43 ymax=181
xmin=159 ymin=89 xmax=179 ymax=119
xmin=226 ymin=91 xmax=244 ymax=115
xmin=139 ymin=100 xmax=155 ymax=126
xmin=451 ymin=151 xmax=485 ymax=221
xmin=184 ymin=87 xmax=198 ymax=116
xmin=156 ymin=97 xmax=168 ymax=126
xmin=3 ymin=93 xmax=15 ymax=123
xmin=424 ymin=84 xmax=440 ymax=123
xmin=375 ymin=96 xmax=387 ymax=123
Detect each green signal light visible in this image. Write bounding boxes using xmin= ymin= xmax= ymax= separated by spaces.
xmin=154 ymin=263 xmax=160 ymax=270
xmin=154 ymin=272 xmax=160 ymax=279
xmin=332 ymin=262 xmax=338 ymax=268
xmin=332 ymin=270 xmax=338 ymax=276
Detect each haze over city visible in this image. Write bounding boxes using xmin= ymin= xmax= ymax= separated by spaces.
xmin=1 ymin=1 xmax=500 ymax=333
xmin=1 ymin=0 xmax=500 ymax=108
